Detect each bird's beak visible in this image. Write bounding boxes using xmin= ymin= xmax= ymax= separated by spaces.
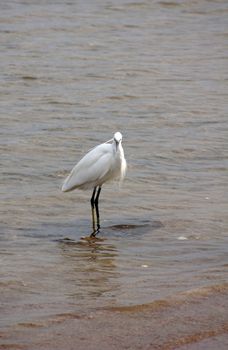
xmin=115 ymin=139 xmax=119 ymax=151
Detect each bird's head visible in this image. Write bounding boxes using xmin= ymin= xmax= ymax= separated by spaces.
xmin=114 ymin=132 xmax=122 ymax=143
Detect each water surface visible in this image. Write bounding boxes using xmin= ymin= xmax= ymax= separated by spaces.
xmin=0 ymin=0 xmax=228 ymax=348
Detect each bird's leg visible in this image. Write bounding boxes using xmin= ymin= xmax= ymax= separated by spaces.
xmin=90 ymin=187 xmax=97 ymax=235
xmin=94 ymin=186 xmax=102 ymax=233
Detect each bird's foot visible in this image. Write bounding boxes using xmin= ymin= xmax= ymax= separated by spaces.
xmin=81 ymin=230 xmax=104 ymax=242
xmin=90 ymin=228 xmax=100 ymax=238
xmin=80 ymin=227 xmax=101 ymax=241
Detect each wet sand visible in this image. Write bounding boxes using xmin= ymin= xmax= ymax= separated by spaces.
xmin=1 ymin=284 xmax=227 ymax=350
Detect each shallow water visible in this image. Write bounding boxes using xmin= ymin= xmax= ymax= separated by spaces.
xmin=1 ymin=0 xmax=228 ymax=348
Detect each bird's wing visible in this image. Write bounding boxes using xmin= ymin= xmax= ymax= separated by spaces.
xmin=62 ymin=143 xmax=113 ymax=191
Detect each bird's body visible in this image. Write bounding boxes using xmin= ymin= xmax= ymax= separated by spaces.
xmin=62 ymin=135 xmax=126 ymax=192
xmin=62 ymin=132 xmax=126 ymax=236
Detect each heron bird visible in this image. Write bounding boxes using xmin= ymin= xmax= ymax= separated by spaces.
xmin=62 ymin=132 xmax=127 ymax=237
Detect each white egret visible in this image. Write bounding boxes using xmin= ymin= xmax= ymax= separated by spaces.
xmin=62 ymin=132 xmax=127 ymax=237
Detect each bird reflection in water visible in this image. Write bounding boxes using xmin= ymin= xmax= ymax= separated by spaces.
xmin=58 ymin=237 xmax=119 ymax=301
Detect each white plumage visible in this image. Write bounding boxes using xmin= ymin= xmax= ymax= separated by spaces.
xmin=62 ymin=132 xmax=127 ymax=237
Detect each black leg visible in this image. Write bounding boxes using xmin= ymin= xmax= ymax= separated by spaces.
xmin=94 ymin=186 xmax=102 ymax=232
xmin=90 ymin=187 xmax=97 ymax=234
xmin=90 ymin=186 xmax=102 ymax=237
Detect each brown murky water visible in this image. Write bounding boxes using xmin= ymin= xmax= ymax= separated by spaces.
xmin=1 ymin=0 xmax=228 ymax=348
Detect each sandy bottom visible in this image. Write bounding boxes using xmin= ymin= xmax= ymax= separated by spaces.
xmin=1 ymin=284 xmax=227 ymax=350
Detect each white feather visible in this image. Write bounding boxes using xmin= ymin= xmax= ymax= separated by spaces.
xmin=62 ymin=132 xmax=126 ymax=192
